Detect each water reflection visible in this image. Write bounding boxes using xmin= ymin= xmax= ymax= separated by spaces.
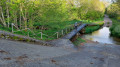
xmin=82 ymin=27 xmax=120 ymax=45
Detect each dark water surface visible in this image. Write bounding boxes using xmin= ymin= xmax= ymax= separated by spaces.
xmin=82 ymin=27 xmax=120 ymax=45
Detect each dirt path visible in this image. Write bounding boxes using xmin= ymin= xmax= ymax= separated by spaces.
xmin=0 ymin=38 xmax=120 ymax=67
xmin=103 ymin=14 xmax=112 ymax=27
xmin=0 ymin=38 xmax=76 ymax=67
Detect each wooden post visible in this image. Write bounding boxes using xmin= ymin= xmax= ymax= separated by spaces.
xmin=41 ymin=32 xmax=43 ymax=39
xmin=28 ymin=32 xmax=29 ymax=37
xmin=11 ymin=23 xmax=13 ymax=33
xmin=62 ymin=30 xmax=63 ymax=35
xmin=57 ymin=32 xmax=59 ymax=38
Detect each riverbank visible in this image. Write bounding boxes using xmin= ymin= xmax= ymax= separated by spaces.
xmin=73 ymin=37 xmax=99 ymax=46
xmin=73 ymin=15 xmax=117 ymax=46
xmin=82 ymin=27 xmax=120 ymax=45
xmin=73 ymin=21 xmax=104 ymax=46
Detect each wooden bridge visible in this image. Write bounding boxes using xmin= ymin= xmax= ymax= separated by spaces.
xmin=49 ymin=24 xmax=87 ymax=47
xmin=63 ymin=24 xmax=87 ymax=40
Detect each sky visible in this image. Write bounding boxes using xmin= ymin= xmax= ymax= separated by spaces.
xmin=100 ymin=0 xmax=111 ymax=2
xmin=101 ymin=0 xmax=115 ymax=3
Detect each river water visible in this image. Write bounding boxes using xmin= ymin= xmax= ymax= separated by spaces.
xmin=82 ymin=27 xmax=120 ymax=45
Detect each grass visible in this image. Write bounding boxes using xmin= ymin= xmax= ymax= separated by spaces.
xmin=0 ymin=20 xmax=80 ymax=40
xmin=81 ymin=18 xmax=104 ymax=24
xmin=34 ymin=20 xmax=81 ymax=40
xmin=73 ymin=37 xmax=86 ymax=46
xmin=0 ymin=25 xmax=13 ymax=32
xmin=85 ymin=25 xmax=101 ymax=34
xmin=84 ymin=20 xmax=104 ymax=34
xmin=0 ymin=18 xmax=104 ymax=40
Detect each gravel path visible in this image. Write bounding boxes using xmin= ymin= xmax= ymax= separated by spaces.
xmin=0 ymin=39 xmax=75 ymax=67
xmin=0 ymin=38 xmax=120 ymax=67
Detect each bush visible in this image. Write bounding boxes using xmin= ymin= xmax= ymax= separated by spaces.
xmin=110 ymin=19 xmax=120 ymax=38
xmin=117 ymin=17 xmax=120 ymax=21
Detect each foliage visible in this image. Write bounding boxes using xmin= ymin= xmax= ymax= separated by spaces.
xmin=0 ymin=0 xmax=105 ymax=40
xmin=106 ymin=0 xmax=120 ymax=20
xmin=107 ymin=0 xmax=120 ymax=38
xmin=110 ymin=19 xmax=120 ymax=38
xmin=0 ymin=0 xmax=105 ymax=28
xmin=107 ymin=3 xmax=120 ymax=18
xmin=77 ymin=0 xmax=105 ymax=20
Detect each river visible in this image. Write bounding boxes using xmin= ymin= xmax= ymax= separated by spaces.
xmin=82 ymin=27 xmax=120 ymax=45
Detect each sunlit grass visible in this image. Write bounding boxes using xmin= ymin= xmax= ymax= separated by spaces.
xmin=73 ymin=38 xmax=86 ymax=46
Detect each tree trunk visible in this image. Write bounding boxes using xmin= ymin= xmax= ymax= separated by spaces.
xmin=7 ymin=6 xmax=10 ymax=27
xmin=20 ymin=3 xmax=27 ymax=29
xmin=15 ymin=12 xmax=18 ymax=27
xmin=0 ymin=17 xmax=4 ymax=24
xmin=0 ymin=6 xmax=6 ymax=27
xmin=25 ymin=9 xmax=27 ymax=29
xmin=14 ymin=11 xmax=19 ymax=30
xmin=20 ymin=12 xmax=21 ymax=29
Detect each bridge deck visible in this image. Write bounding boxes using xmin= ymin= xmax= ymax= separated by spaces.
xmin=63 ymin=24 xmax=87 ymax=39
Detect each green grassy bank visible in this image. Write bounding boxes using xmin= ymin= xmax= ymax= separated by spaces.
xmin=0 ymin=20 xmax=80 ymax=40
xmin=0 ymin=20 xmax=104 ymax=40
xmin=110 ymin=19 xmax=120 ymax=38
xmin=85 ymin=21 xmax=104 ymax=34
xmin=85 ymin=25 xmax=100 ymax=34
xmin=73 ymin=37 xmax=86 ymax=46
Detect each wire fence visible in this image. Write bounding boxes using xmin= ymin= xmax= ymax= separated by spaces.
xmin=11 ymin=21 xmax=82 ymax=40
